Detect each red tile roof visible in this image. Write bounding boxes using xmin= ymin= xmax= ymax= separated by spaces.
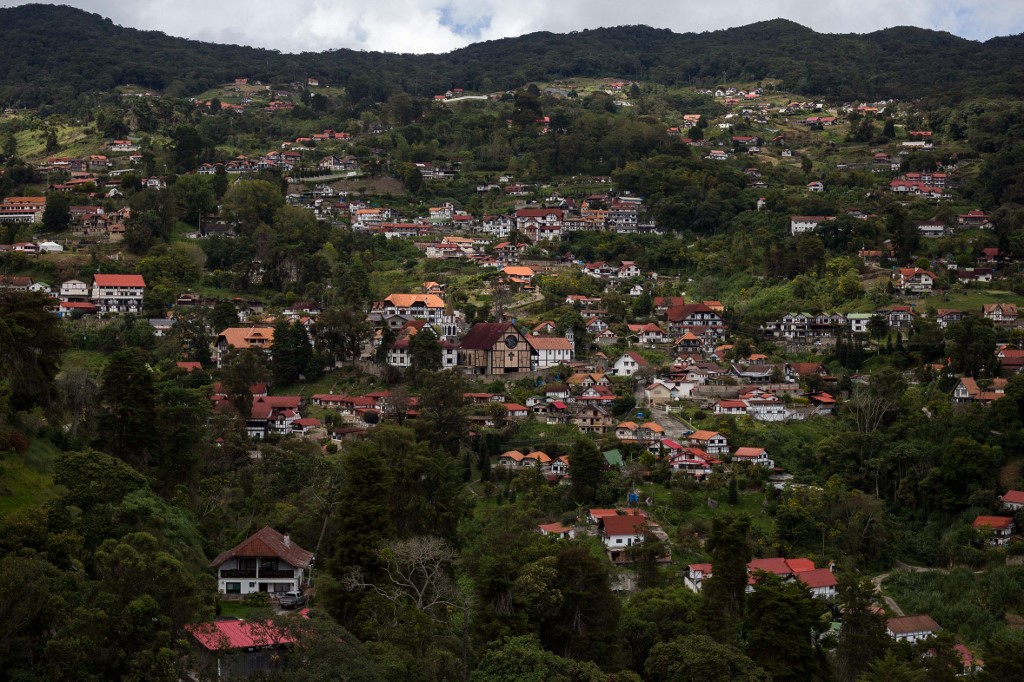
xmin=1001 ymin=490 xmax=1024 ymax=504
xmin=973 ymin=516 xmax=1014 ymax=530
xmin=795 ymin=568 xmax=837 ymax=589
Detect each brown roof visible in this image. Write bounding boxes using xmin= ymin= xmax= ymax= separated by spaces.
xmin=886 ymin=614 xmax=940 ymax=635
xmin=600 ymin=515 xmax=648 ymax=536
xmin=209 ymin=526 xmax=313 ymax=569
xmin=460 ymin=322 xmax=516 ymax=350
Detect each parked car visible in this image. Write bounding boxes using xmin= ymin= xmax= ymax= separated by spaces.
xmin=278 ymin=591 xmax=307 ymax=609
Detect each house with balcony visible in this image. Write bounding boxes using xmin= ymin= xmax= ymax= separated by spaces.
xmin=214 ymin=327 xmax=275 ymax=367
xmin=732 ymin=447 xmax=775 ymax=468
xmin=209 ymin=527 xmax=314 ymax=596
xmin=91 ymin=273 xmax=146 ymax=315
xmin=982 ymin=303 xmax=1017 ymax=326
xmin=894 ymin=268 xmax=938 ymax=294
xmin=687 ymin=430 xmax=729 ymax=455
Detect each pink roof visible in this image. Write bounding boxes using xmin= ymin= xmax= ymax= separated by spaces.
xmin=93 ymin=273 xmax=146 ymax=287
xmin=187 ymin=619 xmax=296 ymax=651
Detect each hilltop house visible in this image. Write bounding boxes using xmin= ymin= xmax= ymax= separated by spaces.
xmin=209 ymin=527 xmax=313 ymax=596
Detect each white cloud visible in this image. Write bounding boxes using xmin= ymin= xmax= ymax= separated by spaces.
xmin=2 ymin=0 xmax=1023 ymax=52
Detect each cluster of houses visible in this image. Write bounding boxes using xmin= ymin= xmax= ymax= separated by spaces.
xmin=761 ymin=304 xmax=1020 ymax=344
xmin=0 ymin=272 xmax=148 ymax=317
xmin=344 ymin=192 xmax=658 ymax=241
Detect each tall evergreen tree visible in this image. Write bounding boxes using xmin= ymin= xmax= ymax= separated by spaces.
xmin=744 ymin=572 xmax=829 ymax=681
xmin=701 ymin=514 xmax=752 ymax=644
xmin=835 ymin=575 xmax=889 ymax=682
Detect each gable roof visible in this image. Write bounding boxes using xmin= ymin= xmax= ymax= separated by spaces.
xmin=600 ymin=514 xmax=647 ymax=536
xmin=973 ymin=515 xmax=1014 ymax=530
xmin=795 ymin=568 xmax=838 ymax=590
xmin=527 ymin=336 xmax=573 ymax=351
xmin=1001 ymin=490 xmax=1024 ymax=504
xmin=459 ymin=322 xmax=519 ymax=350
xmin=218 ymin=327 xmax=275 ymax=349
xmin=208 ymin=526 xmax=313 ymax=569
xmin=619 ymin=351 xmax=648 ymax=365
xmin=887 ymin=614 xmax=940 ymax=635
xmin=385 ymin=293 xmax=445 ymax=308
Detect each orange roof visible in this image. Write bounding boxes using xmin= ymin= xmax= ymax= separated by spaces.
xmin=384 ymin=293 xmax=445 ymax=308
xmin=501 ymin=266 xmax=535 ymax=277
xmin=219 ymin=327 xmax=275 ymax=349
xmin=690 ymin=430 xmax=721 ymax=441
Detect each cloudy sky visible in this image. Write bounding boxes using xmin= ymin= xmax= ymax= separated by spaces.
xmin=3 ymin=0 xmax=1023 ymax=53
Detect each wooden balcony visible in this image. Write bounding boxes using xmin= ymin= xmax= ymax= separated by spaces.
xmin=218 ymin=568 xmax=295 ymax=579
xmin=220 ymin=569 xmax=257 ymax=578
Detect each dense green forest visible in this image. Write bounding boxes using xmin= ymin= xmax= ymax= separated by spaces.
xmin=2 ymin=4 xmax=1024 ymax=108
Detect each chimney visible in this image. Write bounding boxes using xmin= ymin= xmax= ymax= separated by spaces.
xmin=283 ymin=533 xmax=291 ymax=547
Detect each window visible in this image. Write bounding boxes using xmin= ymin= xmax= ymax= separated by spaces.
xmin=615 ymin=538 xmax=623 ymax=544
xmin=226 ymin=582 xmax=241 ymax=594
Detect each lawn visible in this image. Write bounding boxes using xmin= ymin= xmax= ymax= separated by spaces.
xmin=216 ymin=600 xmax=275 ymax=620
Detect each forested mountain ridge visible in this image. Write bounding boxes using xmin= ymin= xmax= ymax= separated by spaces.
xmin=2 ymin=4 xmax=1024 ymax=107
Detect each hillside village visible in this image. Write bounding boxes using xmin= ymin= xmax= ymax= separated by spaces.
xmin=2 ymin=10 xmax=1024 ymax=680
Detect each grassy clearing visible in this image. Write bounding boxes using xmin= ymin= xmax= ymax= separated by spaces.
xmin=883 ymin=566 xmax=1024 ymax=645
xmin=61 ymin=350 xmax=109 ymax=374
xmin=0 ymin=438 xmax=61 ymax=515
